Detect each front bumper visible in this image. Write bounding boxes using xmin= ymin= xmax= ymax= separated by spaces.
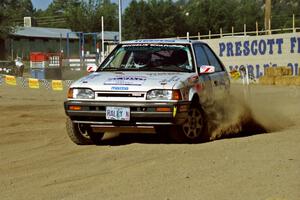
xmin=64 ymin=100 xmax=190 ymax=127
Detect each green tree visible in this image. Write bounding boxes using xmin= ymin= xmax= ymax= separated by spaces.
xmin=0 ymin=0 xmax=12 ymax=39
xmin=123 ymin=0 xmax=149 ymax=39
xmin=0 ymin=0 xmax=34 ymax=38
xmin=271 ymin=0 xmax=300 ymax=28
xmin=233 ymin=0 xmax=264 ymax=32
xmin=123 ymin=0 xmax=187 ymax=40
xmin=0 ymin=0 xmax=34 ymax=59
xmin=184 ymin=0 xmax=239 ymax=35
xmin=34 ymin=0 xmax=80 ymax=28
xmin=65 ymin=0 xmax=118 ymax=32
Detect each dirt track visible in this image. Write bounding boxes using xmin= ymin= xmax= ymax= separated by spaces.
xmin=0 ymin=84 xmax=299 ymax=200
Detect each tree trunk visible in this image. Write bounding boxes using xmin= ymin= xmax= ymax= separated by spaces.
xmin=0 ymin=38 xmax=5 ymax=59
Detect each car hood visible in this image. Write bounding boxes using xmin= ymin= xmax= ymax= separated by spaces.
xmin=71 ymin=71 xmax=194 ymax=91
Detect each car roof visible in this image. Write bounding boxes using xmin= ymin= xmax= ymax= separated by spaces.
xmin=122 ymin=39 xmax=206 ymax=45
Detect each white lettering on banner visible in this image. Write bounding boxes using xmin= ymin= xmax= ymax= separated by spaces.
xmin=203 ymin=33 xmax=300 ymax=78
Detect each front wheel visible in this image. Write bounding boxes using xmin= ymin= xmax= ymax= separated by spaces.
xmin=66 ymin=118 xmax=92 ymax=145
xmin=88 ymin=131 xmax=104 ymax=145
xmin=169 ymin=104 xmax=208 ymax=143
xmin=66 ymin=118 xmax=104 ymax=145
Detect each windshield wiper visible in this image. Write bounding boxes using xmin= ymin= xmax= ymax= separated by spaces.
xmin=100 ymin=65 xmax=192 ymax=72
xmin=100 ymin=67 xmax=119 ymax=71
xmin=100 ymin=67 xmax=141 ymax=71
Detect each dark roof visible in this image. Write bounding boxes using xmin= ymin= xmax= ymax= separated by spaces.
xmin=11 ymin=27 xmax=119 ymax=41
xmin=97 ymin=32 xmax=119 ymax=41
xmin=12 ymin=27 xmax=78 ymax=39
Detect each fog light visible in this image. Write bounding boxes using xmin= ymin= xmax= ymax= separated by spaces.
xmin=156 ymin=107 xmax=172 ymax=112
xmin=69 ymin=105 xmax=81 ymax=111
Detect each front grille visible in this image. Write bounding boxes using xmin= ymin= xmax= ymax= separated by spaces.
xmin=97 ymin=92 xmax=145 ymax=98
xmin=80 ymin=106 xmax=144 ymax=112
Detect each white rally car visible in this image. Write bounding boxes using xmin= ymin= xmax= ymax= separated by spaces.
xmin=64 ymin=39 xmax=230 ymax=144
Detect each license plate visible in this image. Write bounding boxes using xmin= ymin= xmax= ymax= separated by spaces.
xmin=106 ymin=106 xmax=130 ymax=121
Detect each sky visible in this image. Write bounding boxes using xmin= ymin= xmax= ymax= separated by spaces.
xmin=31 ymin=0 xmax=131 ymax=10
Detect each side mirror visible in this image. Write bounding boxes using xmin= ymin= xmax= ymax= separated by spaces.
xmin=86 ymin=63 xmax=98 ymax=73
xmin=199 ymin=65 xmax=215 ymax=74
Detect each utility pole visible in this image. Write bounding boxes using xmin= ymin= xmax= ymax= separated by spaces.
xmin=264 ymin=0 xmax=271 ymax=33
xmin=118 ymin=0 xmax=122 ymax=43
xmin=101 ymin=16 xmax=105 ymax=62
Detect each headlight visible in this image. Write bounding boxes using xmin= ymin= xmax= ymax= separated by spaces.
xmin=146 ymin=89 xmax=182 ymax=100
xmin=68 ymin=88 xmax=95 ymax=99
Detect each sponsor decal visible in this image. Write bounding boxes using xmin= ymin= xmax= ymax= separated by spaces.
xmin=111 ymin=86 xmax=129 ymax=90
xmin=133 ymin=39 xmax=177 ymax=43
xmin=52 ymin=80 xmax=63 ymax=91
xmin=0 ymin=74 xmax=72 ymax=90
xmin=104 ymin=76 xmax=146 ymax=86
xmin=80 ymin=73 xmax=101 ymax=83
xmin=205 ymin=33 xmax=300 ymax=77
xmin=5 ymin=75 xmax=16 ymax=85
xmin=159 ymin=76 xmax=180 ymax=84
xmin=229 ymin=70 xmax=241 ymax=80
xmin=28 ymin=78 xmax=39 ymax=89
xmin=145 ymin=72 xmax=179 ymax=77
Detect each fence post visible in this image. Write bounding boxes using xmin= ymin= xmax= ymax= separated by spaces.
xmin=186 ymin=32 xmax=190 ymax=40
xmin=268 ymin=18 xmax=271 ymax=35
xmin=209 ymin=30 xmax=211 ymax=39
xmin=101 ymin=16 xmax=105 ymax=62
xmin=256 ymin=21 xmax=259 ymax=36
xmin=244 ymin=24 xmax=247 ymax=36
xmin=220 ymin=28 xmax=223 ymax=38
xmin=198 ymin=32 xmax=201 ymax=40
xmin=66 ymin=33 xmax=69 ymax=58
xmin=11 ymin=38 xmax=14 ymax=59
xmin=231 ymin=26 xmax=234 ymax=36
xmin=293 ymin=14 xmax=296 ymax=33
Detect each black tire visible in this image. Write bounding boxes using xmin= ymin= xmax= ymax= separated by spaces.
xmin=169 ymin=103 xmax=208 ymax=143
xmin=66 ymin=118 xmax=92 ymax=145
xmin=88 ymin=131 xmax=104 ymax=145
xmin=154 ymin=126 xmax=170 ymax=143
xmin=66 ymin=118 xmax=104 ymax=145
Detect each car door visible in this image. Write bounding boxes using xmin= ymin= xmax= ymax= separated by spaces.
xmin=201 ymin=44 xmax=230 ymax=101
xmin=193 ymin=43 xmax=214 ymax=106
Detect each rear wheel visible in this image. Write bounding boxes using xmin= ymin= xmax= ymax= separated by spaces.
xmin=170 ymin=103 xmax=208 ymax=143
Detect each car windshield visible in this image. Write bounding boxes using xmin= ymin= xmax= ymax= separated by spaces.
xmin=99 ymin=44 xmax=194 ymax=72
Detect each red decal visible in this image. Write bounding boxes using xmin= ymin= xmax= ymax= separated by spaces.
xmin=87 ymin=66 xmax=93 ymax=72
xmin=195 ymin=83 xmax=203 ymax=91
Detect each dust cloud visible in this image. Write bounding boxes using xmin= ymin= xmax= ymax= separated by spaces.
xmin=207 ymin=85 xmax=295 ymax=141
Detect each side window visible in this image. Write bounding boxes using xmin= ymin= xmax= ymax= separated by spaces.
xmin=194 ymin=44 xmax=210 ymax=67
xmin=202 ymin=45 xmax=223 ymax=72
